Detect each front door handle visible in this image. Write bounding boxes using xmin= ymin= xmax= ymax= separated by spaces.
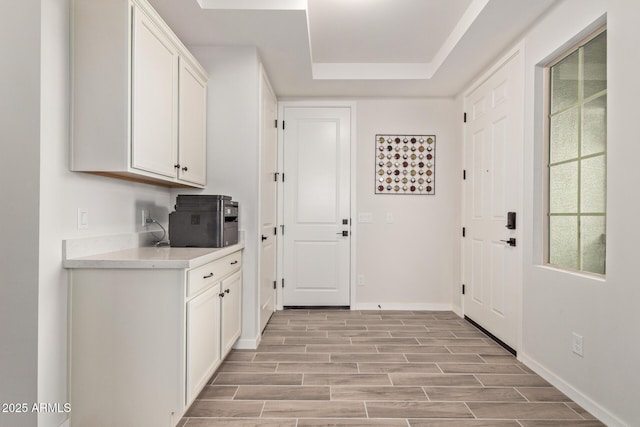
xmin=336 ymin=231 xmax=349 ymax=237
xmin=500 ymin=238 xmax=516 ymax=247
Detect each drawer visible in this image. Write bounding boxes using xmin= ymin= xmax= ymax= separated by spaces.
xmin=187 ymin=252 xmax=242 ymax=298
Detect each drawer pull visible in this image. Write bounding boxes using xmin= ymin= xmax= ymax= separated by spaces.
xmin=230 ymin=260 xmax=239 ymax=265
xmin=203 ymin=273 xmax=214 ymax=279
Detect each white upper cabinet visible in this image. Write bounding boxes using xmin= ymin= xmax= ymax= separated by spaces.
xmin=177 ymin=58 xmax=208 ymax=185
xmin=71 ymin=0 xmax=207 ymax=188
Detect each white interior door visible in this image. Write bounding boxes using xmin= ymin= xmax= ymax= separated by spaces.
xmin=259 ymin=72 xmax=278 ymax=332
xmin=463 ymin=51 xmax=523 ymax=351
xmin=282 ymin=107 xmax=351 ymax=307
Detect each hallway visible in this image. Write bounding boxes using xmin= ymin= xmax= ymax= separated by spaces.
xmin=180 ymin=310 xmax=603 ymax=426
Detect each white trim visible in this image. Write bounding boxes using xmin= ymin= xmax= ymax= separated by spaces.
xmin=276 ymin=100 xmax=357 ymax=310
xmin=58 ymin=418 xmax=70 ymax=427
xmin=312 ymin=63 xmax=432 ymax=80
xmin=463 ymin=43 xmax=523 ymax=96
xmin=197 ymin=0 xmax=307 ymax=10
xmin=519 ymin=352 xmax=625 ymax=427
xmin=353 ymin=303 xmax=454 ymax=312
xmin=430 ymin=0 xmax=490 ymax=76
xmin=234 ymin=335 xmax=260 ymax=350
xmin=451 ymin=305 xmax=463 ymax=318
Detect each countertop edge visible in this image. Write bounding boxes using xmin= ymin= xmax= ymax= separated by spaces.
xmin=63 ymin=243 xmax=245 ymax=270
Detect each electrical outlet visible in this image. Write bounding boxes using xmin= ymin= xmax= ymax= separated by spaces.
xmin=357 ymin=274 xmax=365 ymax=286
xmin=572 ymin=332 xmax=584 ymax=357
xmin=358 ymin=212 xmax=373 ymax=223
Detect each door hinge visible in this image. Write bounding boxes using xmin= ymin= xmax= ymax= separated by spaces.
xmin=273 ymin=280 xmax=277 ymax=290
xmin=463 ymin=112 xmax=467 ymax=123
xmin=462 ymin=284 xmax=466 ymax=295
xmin=282 ymin=278 xmax=285 ymax=288
xmin=280 ymin=224 xmax=285 ymax=235
xmin=274 ymin=172 xmax=280 ymax=182
xmin=274 ymin=227 xmax=277 ymax=235
xmin=463 ymin=169 xmax=466 ymax=180
xmin=462 ymin=227 xmax=466 ymax=237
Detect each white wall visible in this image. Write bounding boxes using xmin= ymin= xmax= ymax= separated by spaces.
xmin=176 ymin=46 xmax=262 ymax=347
xmin=517 ymin=0 xmax=640 ymax=425
xmin=355 ymin=99 xmax=461 ymax=309
xmin=0 ymin=1 xmax=41 ymax=425
xmin=1 ymin=2 xmax=173 ymax=426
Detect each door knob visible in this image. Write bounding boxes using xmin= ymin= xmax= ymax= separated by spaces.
xmin=500 ymin=238 xmax=516 ymax=247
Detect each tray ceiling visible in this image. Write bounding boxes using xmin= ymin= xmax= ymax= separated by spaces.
xmin=147 ymin=0 xmax=558 ymax=96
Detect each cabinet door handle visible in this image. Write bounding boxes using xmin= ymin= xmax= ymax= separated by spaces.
xmin=174 ymin=163 xmax=180 ymax=169
xmin=230 ymin=260 xmax=239 ymax=265
xmin=224 ymin=289 xmax=230 ymax=294
xmin=203 ymin=273 xmax=214 ymax=279
xmin=182 ymin=166 xmax=188 ymax=172
xmin=218 ymin=292 xmax=225 ymax=298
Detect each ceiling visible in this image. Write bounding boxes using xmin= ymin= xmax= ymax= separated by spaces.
xmin=147 ymin=0 xmax=558 ymax=97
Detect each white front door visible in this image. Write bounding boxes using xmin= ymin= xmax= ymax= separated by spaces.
xmin=259 ymin=71 xmax=278 ymax=332
xmin=463 ymin=51 xmax=523 ymax=350
xmin=282 ymin=107 xmax=351 ymax=307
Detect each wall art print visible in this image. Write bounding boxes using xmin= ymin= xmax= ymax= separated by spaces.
xmin=375 ymin=134 xmax=436 ymax=195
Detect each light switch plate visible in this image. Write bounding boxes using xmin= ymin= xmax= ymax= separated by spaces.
xmin=77 ymin=208 xmax=89 ymax=230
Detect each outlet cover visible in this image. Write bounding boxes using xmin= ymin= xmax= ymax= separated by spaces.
xmin=357 ymin=274 xmax=365 ymax=286
xmin=572 ymin=332 xmax=584 ymax=357
xmin=358 ymin=212 xmax=373 ymax=223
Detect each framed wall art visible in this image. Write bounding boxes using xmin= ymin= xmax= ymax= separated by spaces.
xmin=375 ymin=134 xmax=436 ymax=195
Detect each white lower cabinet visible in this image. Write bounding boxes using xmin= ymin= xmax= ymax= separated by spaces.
xmin=186 ymin=284 xmax=221 ymax=405
xmin=69 ymin=250 xmax=242 ymax=427
xmin=221 ymin=270 xmax=243 ymax=357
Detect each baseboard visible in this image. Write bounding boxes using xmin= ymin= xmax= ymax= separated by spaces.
xmin=58 ymin=418 xmax=70 ymax=427
xmin=451 ymin=305 xmax=463 ymax=317
xmin=519 ymin=352 xmax=626 ymax=427
xmin=352 ymin=303 xmax=453 ymax=311
xmin=233 ymin=335 xmax=260 ymax=350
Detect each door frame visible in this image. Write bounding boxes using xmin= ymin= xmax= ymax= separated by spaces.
xmin=461 ymin=43 xmax=525 ymax=354
xmin=276 ymin=100 xmax=358 ymax=310
xmin=257 ymin=63 xmax=278 ymax=331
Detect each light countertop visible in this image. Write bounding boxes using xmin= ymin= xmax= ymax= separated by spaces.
xmin=63 ymin=243 xmax=244 ymax=269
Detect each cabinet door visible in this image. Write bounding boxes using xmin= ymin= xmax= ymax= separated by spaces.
xmin=178 ymin=59 xmax=207 ymax=185
xmin=221 ymin=270 xmax=242 ymax=357
xmin=131 ymin=6 xmax=179 ymax=178
xmin=186 ymin=285 xmax=221 ymax=406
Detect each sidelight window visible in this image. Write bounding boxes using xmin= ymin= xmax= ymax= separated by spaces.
xmin=547 ymin=29 xmax=607 ymax=275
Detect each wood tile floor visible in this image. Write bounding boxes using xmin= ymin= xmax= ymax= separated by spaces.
xmin=180 ymin=310 xmax=604 ymax=427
